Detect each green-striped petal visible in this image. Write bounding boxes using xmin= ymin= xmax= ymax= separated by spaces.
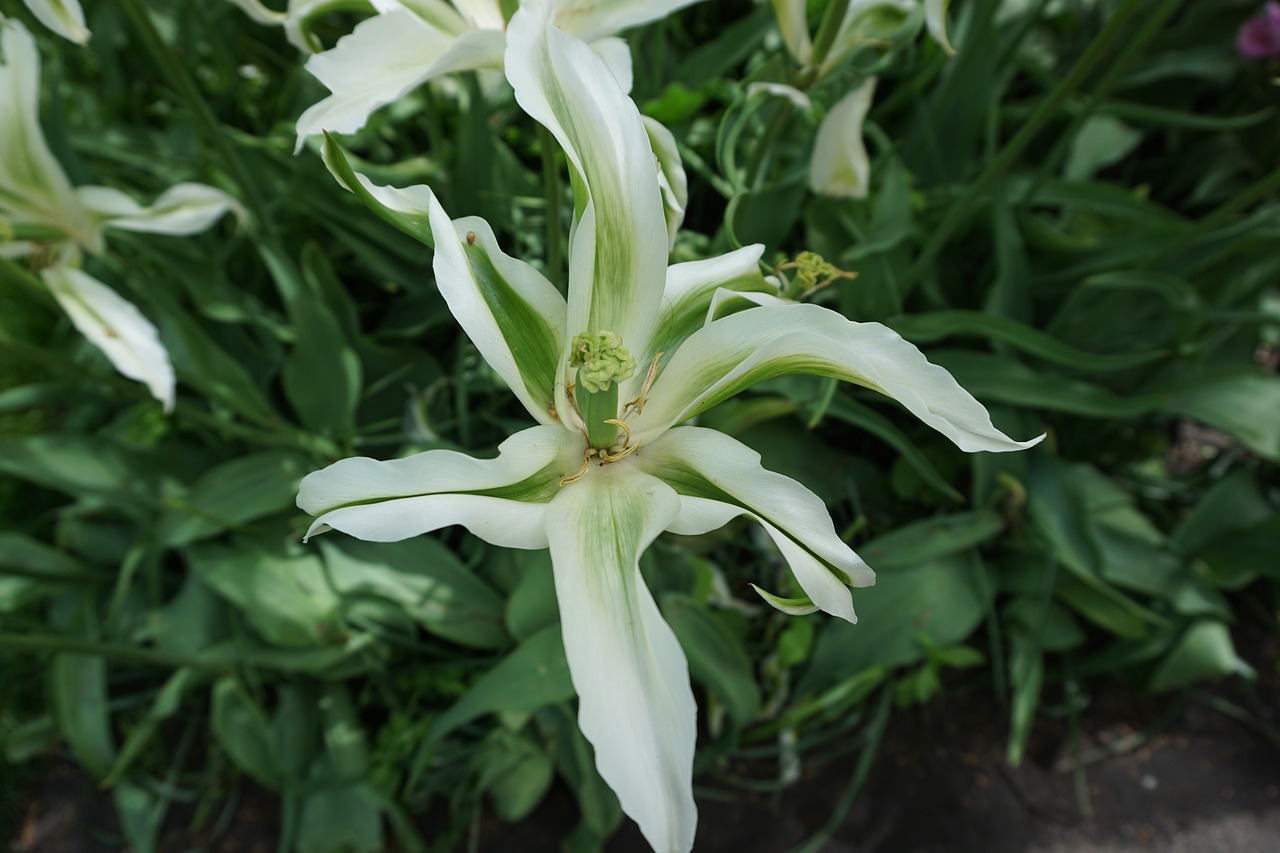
xmin=298 ymin=425 xmax=583 ymax=546
xmin=632 ymin=303 xmax=1045 ymax=453
xmin=544 ymin=463 xmax=696 ymax=852
xmin=506 ymin=1 xmax=668 ymax=364
xmin=640 ymin=426 xmax=873 ymax=622
xmin=21 ymin=0 xmax=89 ymax=45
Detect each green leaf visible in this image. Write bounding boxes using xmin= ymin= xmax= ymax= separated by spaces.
xmin=298 ymin=784 xmax=385 ymax=853
xmin=0 ymin=434 xmax=141 ymax=501
xmin=503 ymin=550 xmax=559 ymax=642
xmin=478 ymin=732 xmax=556 ymax=823
xmin=1064 ymin=115 xmax=1143 ymax=181
xmin=801 ymin=555 xmax=992 ymax=690
xmin=889 ymin=310 xmax=1165 ymax=372
xmin=187 ymin=541 xmax=344 ymax=648
xmin=211 ymin=678 xmax=279 ymax=787
xmin=157 ymin=450 xmax=310 ymax=547
xmin=660 ymin=593 xmax=761 ymax=728
xmin=320 ymin=537 xmax=507 ymax=649
xmin=427 ymin=625 xmax=574 ymax=743
xmin=1165 ymin=371 xmax=1280 ymax=461
xmin=1148 ymin=621 xmax=1254 ymax=692
xmin=859 ymin=510 xmax=1005 ymax=570
xmin=52 ymin=650 xmax=115 ymax=778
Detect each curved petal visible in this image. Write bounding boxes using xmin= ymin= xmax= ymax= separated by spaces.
xmin=809 ymin=78 xmax=876 ymax=199
xmin=826 ymin=0 xmax=915 ymax=74
xmin=638 ymin=245 xmax=776 ymax=383
xmin=80 ymin=183 xmax=242 ymax=236
xmin=321 ymin=137 xmax=435 ymax=243
xmin=506 ymin=1 xmax=668 ymax=365
xmin=428 ymin=192 xmax=568 ymax=425
xmin=299 ymin=425 xmax=585 ymax=544
xmin=21 ymin=0 xmax=89 ymax=45
xmin=639 ymin=426 xmax=873 ymax=622
xmin=631 ymin=303 xmax=1046 ymax=453
xmin=41 ymin=264 xmax=175 ymax=411
xmin=642 ymin=115 xmax=687 ymax=251
xmin=924 ymin=0 xmax=955 ymax=55
xmin=544 ymin=463 xmax=696 ymax=853
xmin=295 ymin=11 xmax=504 ymax=149
xmin=770 ymin=0 xmax=812 ymax=63
xmin=590 ymin=35 xmax=633 ymax=93
xmin=0 ymin=19 xmax=96 ymax=250
xmin=552 ymin=0 xmax=705 ymax=44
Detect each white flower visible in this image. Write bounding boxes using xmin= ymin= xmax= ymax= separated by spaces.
xmin=223 ymin=0 xmax=345 ymax=53
xmin=0 ymin=17 xmax=241 ymax=411
xmin=773 ymin=0 xmax=954 ymax=74
xmin=19 ymin=0 xmax=89 ymax=45
xmin=293 ymin=0 xmax=704 ymax=149
xmin=298 ymin=4 xmax=1040 ymax=850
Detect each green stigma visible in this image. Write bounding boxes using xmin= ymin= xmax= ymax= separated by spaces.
xmin=781 ymin=251 xmax=857 ymax=300
xmin=569 ymin=331 xmax=636 ymax=394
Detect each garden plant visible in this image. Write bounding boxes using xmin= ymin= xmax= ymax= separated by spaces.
xmin=1 ymin=0 xmax=1278 ymax=851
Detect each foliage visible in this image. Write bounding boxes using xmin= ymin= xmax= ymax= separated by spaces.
xmin=2 ymin=0 xmax=1278 ymax=850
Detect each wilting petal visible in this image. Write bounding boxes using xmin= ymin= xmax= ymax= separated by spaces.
xmin=552 ymin=0 xmax=705 ymax=44
xmin=428 ymin=191 xmax=568 ymax=425
xmin=0 ymin=19 xmax=96 ymax=250
xmin=42 ymin=264 xmax=175 ymax=411
xmin=21 ymin=0 xmax=89 ymax=45
xmin=506 ymin=2 xmax=668 ymax=365
xmin=632 ymin=303 xmax=1045 ymax=453
xmin=299 ymin=425 xmax=583 ymax=546
xmin=79 ymin=183 xmax=242 ymax=236
xmin=770 ymin=0 xmax=812 ymax=63
xmin=544 ymin=463 xmax=696 ymax=853
xmin=923 ymin=0 xmax=955 ymax=55
xmin=640 ymin=426 xmax=873 ymax=622
xmin=643 ymin=245 xmax=774 ymax=371
xmin=642 ymin=115 xmax=688 ymax=251
xmin=295 ymin=10 xmax=504 ymax=149
xmin=321 ymin=138 xmax=434 ymax=242
xmin=809 ymin=78 xmax=876 ymax=199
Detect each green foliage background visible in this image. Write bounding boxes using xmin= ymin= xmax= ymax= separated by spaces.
xmin=2 ymin=0 xmax=1278 ymax=850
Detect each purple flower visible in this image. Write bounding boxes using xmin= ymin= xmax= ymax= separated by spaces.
xmin=1238 ymin=2 xmax=1280 ymax=59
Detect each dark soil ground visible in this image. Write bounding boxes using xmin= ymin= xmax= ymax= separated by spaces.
xmin=8 ymin=667 xmax=1279 ymax=853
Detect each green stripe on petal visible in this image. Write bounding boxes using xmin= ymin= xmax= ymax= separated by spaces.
xmin=298 ymin=425 xmax=583 ymax=545
xmin=429 ymin=199 xmax=568 ymax=425
xmin=321 ymin=135 xmax=434 ymax=245
xmin=632 ymin=303 xmax=1046 ymax=453
xmin=21 ymin=0 xmax=90 ymax=45
xmin=639 ymin=245 xmax=775 ymax=383
xmin=506 ymin=1 xmax=668 ymax=361
xmin=544 ymin=464 xmax=696 ymax=853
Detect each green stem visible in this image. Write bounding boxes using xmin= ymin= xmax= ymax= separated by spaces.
xmin=0 ymin=255 xmax=55 ymax=307
xmin=902 ymin=0 xmax=1147 ymax=289
xmin=117 ymin=0 xmax=266 ymax=220
xmin=801 ymin=0 xmax=851 ymax=86
xmin=1018 ymin=0 xmax=1184 ymax=204
xmin=578 ymin=383 xmax=620 ymax=449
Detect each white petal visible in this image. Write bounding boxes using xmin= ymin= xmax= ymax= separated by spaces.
xmin=42 ymin=264 xmax=175 ymax=411
xmin=427 ymin=192 xmax=568 ymax=425
xmin=544 ymin=463 xmax=696 ymax=853
xmin=306 ymin=493 xmax=551 ymax=548
xmin=223 ymin=0 xmax=287 ymax=26
xmin=80 ymin=183 xmax=242 ymax=236
xmin=0 ymin=19 xmax=97 ymax=250
xmin=21 ymin=0 xmax=89 ymax=45
xmin=825 ymin=0 xmax=914 ymax=74
xmin=644 ymin=244 xmax=773 ymax=373
xmin=769 ymin=0 xmax=812 ymax=63
xmin=552 ymin=0 xmax=705 ymax=44
xmin=924 ymin=0 xmax=955 ymax=55
xmin=299 ymin=425 xmax=585 ymax=545
xmin=632 ymin=303 xmax=1046 ymax=453
xmin=506 ymin=2 xmax=668 ymax=365
xmin=640 ymin=427 xmax=873 ymax=622
xmin=642 ymin=115 xmax=688 ymax=250
xmin=745 ymin=81 xmax=811 ymax=110
xmin=809 ymin=78 xmax=876 ymax=199
xmin=295 ymin=11 xmax=504 ymax=149
xmin=590 ymin=35 xmax=633 ymax=93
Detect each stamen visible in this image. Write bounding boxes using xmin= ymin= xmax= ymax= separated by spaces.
xmin=558 ymin=449 xmax=593 ymax=486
